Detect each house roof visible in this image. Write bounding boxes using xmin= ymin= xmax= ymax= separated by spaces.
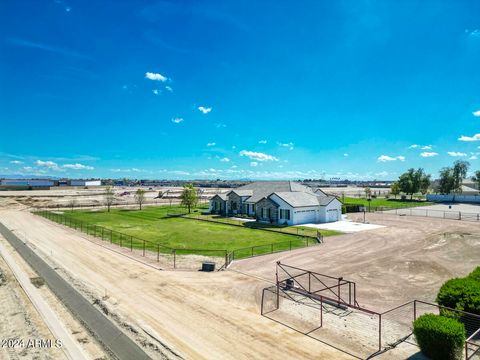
xmin=461 ymin=185 xmax=480 ymax=194
xmin=228 ymin=189 xmax=254 ymax=197
xmin=271 ymin=192 xmax=338 ymax=207
xmin=212 ymin=193 xmax=228 ymax=201
xmin=239 ymin=181 xmax=313 ymax=203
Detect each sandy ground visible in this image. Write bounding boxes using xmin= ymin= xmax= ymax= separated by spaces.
xmin=0 ymin=204 xmax=350 ymax=360
xmin=232 ymin=212 xmax=480 ymax=311
xmin=0 ymin=186 xmax=223 ymax=209
xmin=2 ymin=195 xmax=480 ymax=359
xmin=0 ymin=237 xmax=106 ymax=360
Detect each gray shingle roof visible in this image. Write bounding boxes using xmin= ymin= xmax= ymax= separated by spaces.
xmin=212 ymin=193 xmax=228 ymax=201
xmin=272 ymin=192 xmax=338 ymax=207
xmin=228 ymin=189 xmax=254 ymax=197
xmin=239 ymin=181 xmax=312 ymax=203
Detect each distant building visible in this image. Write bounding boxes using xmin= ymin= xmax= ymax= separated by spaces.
xmin=69 ymin=180 xmax=101 ymax=187
xmin=0 ymin=179 xmax=56 ymax=189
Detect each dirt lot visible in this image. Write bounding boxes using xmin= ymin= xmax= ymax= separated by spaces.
xmin=0 ymin=186 xmax=224 ymax=209
xmin=1 ymin=198 xmax=479 ymax=359
xmin=232 ymin=212 xmax=480 ymax=311
xmin=0 ymin=202 xmax=349 ymax=360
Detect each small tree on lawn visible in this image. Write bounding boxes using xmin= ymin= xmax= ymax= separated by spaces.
xmin=181 ymin=183 xmax=198 ymax=213
xmin=390 ymin=182 xmax=400 ymax=199
xmin=104 ymin=186 xmax=115 ymax=212
xmin=398 ymin=168 xmax=431 ymax=200
xmin=134 ymin=189 xmax=146 ymax=210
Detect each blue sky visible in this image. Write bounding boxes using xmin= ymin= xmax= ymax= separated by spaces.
xmin=1 ymin=0 xmax=480 ymax=180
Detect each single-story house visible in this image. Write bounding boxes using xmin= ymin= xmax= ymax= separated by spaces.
xmin=209 ymin=181 xmax=342 ymax=225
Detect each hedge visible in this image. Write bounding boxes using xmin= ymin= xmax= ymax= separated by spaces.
xmin=437 ymin=277 xmax=480 ymax=316
xmin=413 ymin=314 xmax=465 ymax=360
xmin=468 ymin=267 xmax=480 ymax=282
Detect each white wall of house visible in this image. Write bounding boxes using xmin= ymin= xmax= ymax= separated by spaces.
xmin=268 ymin=194 xmax=296 ymax=225
xmin=317 ymin=199 xmax=342 ymax=223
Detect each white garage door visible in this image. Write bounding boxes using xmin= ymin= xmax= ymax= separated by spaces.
xmin=326 ymin=209 xmax=339 ymax=222
xmin=295 ymin=209 xmax=317 ymax=224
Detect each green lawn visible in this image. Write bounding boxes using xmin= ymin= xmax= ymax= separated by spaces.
xmin=342 ymin=197 xmax=433 ymax=209
xmin=41 ymin=205 xmax=340 ymax=257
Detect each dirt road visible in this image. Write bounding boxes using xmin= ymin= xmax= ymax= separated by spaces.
xmin=0 ymin=206 xmax=350 ymax=360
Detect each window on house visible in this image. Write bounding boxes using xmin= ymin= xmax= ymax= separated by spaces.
xmin=267 ymin=208 xmax=271 ymax=218
xmin=261 ymin=208 xmax=266 ymax=218
xmin=231 ymin=202 xmax=237 ymax=210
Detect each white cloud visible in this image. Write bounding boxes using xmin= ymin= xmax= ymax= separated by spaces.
xmin=409 ymin=144 xmax=419 ymax=148
xmin=239 ymin=150 xmax=279 ymax=161
xmin=258 ymin=140 xmax=267 ymax=144
xmin=63 ymin=163 xmax=94 ymax=170
xmin=458 ymin=134 xmax=480 ymax=142
xmin=470 ymin=155 xmax=478 ymax=160
xmin=220 ymin=157 xmax=230 ymax=162
xmin=215 ymin=123 xmax=226 ymax=128
xmin=420 ymin=152 xmax=438 ymax=157
xmin=171 ymin=117 xmax=184 ymax=124
xmin=198 ymin=106 xmax=212 ymax=114
xmin=35 ymin=160 xmax=60 ymax=170
xmin=9 ymin=160 xmax=23 ymax=164
xmin=207 ymin=142 xmax=216 ymax=147
xmin=250 ymin=161 xmax=258 ymax=167
xmin=377 ymin=155 xmax=405 ymax=162
xmin=343 ymin=153 xmax=349 ymax=157
xmin=152 ymin=89 xmax=160 ymax=95
xmin=278 ymin=142 xmax=294 ymax=150
xmin=145 ymin=72 xmax=167 ymax=82
xmin=472 ymin=110 xmax=480 ymax=117
xmin=448 ymin=151 xmax=467 ymax=157
xmin=466 ymin=29 xmax=480 ymax=37
xmin=231 ymin=165 xmax=237 ymax=169
xmin=421 ymin=145 xmax=432 ymax=150
xmin=22 ymin=166 xmax=33 ymax=171
xmin=165 ymin=85 xmax=173 ymax=92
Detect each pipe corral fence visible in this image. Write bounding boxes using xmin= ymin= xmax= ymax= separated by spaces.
xmin=261 ymin=262 xmax=480 ymax=359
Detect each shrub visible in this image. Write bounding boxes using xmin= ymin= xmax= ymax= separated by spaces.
xmin=468 ymin=267 xmax=480 ymax=282
xmin=437 ymin=277 xmax=480 ymax=315
xmin=413 ymin=314 xmax=465 ymax=360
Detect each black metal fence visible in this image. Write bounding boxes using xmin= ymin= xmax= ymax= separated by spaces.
xmin=34 ymin=210 xmax=323 ymax=270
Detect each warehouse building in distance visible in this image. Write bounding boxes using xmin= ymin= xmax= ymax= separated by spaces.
xmin=0 ymin=178 xmax=102 ymax=190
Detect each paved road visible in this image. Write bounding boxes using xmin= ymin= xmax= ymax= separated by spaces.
xmin=0 ymin=222 xmax=151 ymax=360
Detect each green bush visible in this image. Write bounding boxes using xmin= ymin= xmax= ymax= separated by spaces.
xmin=342 ymin=203 xmax=361 ymax=213
xmin=467 ymin=267 xmax=480 ymax=282
xmin=413 ymin=314 xmax=465 ymax=360
xmin=437 ymin=277 xmax=480 ymax=315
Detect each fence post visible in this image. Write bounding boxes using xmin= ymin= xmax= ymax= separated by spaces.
xmin=130 ymin=236 xmax=133 ymax=251
xmin=414 ymin=300 xmax=417 ymax=321
xmin=271 ymin=243 xmax=273 ymax=253
xmin=110 ymin=230 xmax=112 ymax=244
xmin=290 ymin=240 xmax=292 ymax=251
xmin=320 ymin=297 xmax=323 ymax=327
xmin=173 ymin=250 xmax=176 ymax=269
xmin=157 ymin=245 xmax=160 ymax=262
xmin=378 ymin=314 xmax=382 ymax=351
xmin=143 ymin=240 xmax=145 ymax=256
